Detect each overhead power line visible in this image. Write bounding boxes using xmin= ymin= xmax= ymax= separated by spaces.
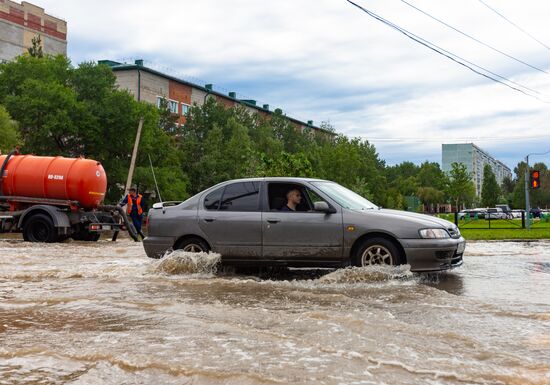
xmin=399 ymin=0 xmax=550 ymax=77
xmin=358 ymin=134 xmax=550 ymax=143
xmin=477 ymin=0 xmax=550 ymax=52
xmin=344 ymin=0 xmax=550 ymax=104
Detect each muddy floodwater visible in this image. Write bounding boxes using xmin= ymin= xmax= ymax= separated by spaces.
xmin=0 ymin=239 xmax=549 ymax=384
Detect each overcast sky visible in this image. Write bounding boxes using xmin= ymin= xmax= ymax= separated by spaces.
xmin=36 ymin=0 xmax=550 ymax=173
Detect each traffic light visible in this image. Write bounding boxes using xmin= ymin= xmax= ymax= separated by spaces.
xmin=530 ymin=170 xmax=541 ymax=189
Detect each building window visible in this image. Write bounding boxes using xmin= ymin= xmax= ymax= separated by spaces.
xmin=168 ymin=100 xmax=178 ymax=114
xmin=156 ymin=96 xmax=166 ymax=109
xmin=157 ymin=97 xmax=179 ymax=115
xmin=181 ymin=103 xmax=190 ymax=116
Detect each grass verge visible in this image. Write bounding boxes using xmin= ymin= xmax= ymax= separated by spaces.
xmin=460 ymin=228 xmax=550 ymax=240
xmin=437 ymin=215 xmax=550 ymax=240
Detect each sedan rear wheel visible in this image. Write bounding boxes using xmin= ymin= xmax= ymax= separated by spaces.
xmin=354 ymin=237 xmax=403 ymax=267
xmin=176 ymin=237 xmax=210 ymax=253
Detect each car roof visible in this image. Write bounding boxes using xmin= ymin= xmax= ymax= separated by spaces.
xmin=220 ymin=177 xmax=331 ymax=183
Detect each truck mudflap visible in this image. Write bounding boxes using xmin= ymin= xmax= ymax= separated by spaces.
xmin=98 ymin=205 xmax=139 ymax=241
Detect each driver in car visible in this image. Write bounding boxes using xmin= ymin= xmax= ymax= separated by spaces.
xmin=280 ymin=188 xmax=302 ymax=211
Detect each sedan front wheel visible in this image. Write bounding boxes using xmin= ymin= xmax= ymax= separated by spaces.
xmin=354 ymin=237 xmax=404 ymax=267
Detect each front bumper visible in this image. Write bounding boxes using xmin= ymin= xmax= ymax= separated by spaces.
xmin=400 ymin=236 xmax=465 ymax=272
xmin=142 ymin=235 xmax=175 ymax=259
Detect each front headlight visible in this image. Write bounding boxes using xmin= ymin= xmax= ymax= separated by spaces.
xmin=419 ymin=228 xmax=450 ymax=239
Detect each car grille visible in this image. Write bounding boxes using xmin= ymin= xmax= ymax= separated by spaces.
xmin=447 ymin=227 xmax=461 ymax=239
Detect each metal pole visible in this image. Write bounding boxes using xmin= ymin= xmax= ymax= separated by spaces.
xmin=148 ymin=154 xmax=162 ymax=203
xmin=125 ymin=117 xmax=144 ymax=195
xmin=525 ymin=155 xmax=530 ymax=230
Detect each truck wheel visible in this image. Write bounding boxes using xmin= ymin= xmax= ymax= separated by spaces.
xmin=353 ymin=237 xmax=404 ymax=267
xmin=23 ymin=213 xmax=58 ymax=243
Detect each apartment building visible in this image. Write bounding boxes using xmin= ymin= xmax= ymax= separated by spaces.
xmin=100 ymin=59 xmax=330 ymax=135
xmin=442 ymin=143 xmax=512 ymax=196
xmin=0 ymin=0 xmax=66 ymax=61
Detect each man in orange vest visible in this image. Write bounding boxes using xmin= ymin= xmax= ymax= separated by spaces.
xmin=120 ymin=188 xmax=145 ymax=240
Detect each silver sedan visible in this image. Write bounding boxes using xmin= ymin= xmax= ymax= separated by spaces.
xmin=144 ymin=178 xmax=465 ymax=272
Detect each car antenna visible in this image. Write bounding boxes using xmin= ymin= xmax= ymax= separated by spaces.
xmin=148 ymin=154 xmax=163 ymax=203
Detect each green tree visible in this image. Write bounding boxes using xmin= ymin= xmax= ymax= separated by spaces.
xmin=27 ymin=35 xmax=43 ymax=58
xmin=447 ymin=162 xmax=476 ymax=210
xmin=501 ymin=175 xmax=515 ymax=194
xmin=384 ymin=161 xmax=419 ymax=208
xmin=156 ymin=97 xmax=180 ymax=134
xmin=512 ymin=175 xmax=526 ymax=209
xmin=511 ymin=161 xmax=528 ymax=209
xmin=4 ymin=78 xmax=84 ymax=153
xmin=416 ymin=186 xmax=444 ymax=213
xmin=481 ymin=164 xmax=500 ymax=207
xmin=317 ymin=136 xmax=386 ymax=204
xmin=0 ymin=105 xmax=20 ymax=153
xmin=529 ymin=162 xmax=550 ymax=208
xmin=417 ymin=161 xmax=448 ymax=192
xmin=0 ymin=55 xmax=187 ymax=203
xmin=258 ymin=151 xmax=314 ymax=178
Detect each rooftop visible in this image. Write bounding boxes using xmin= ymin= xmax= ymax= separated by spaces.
xmin=99 ymin=59 xmax=333 ymax=135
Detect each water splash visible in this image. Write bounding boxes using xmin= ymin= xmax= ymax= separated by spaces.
xmin=318 ymin=264 xmax=413 ymax=284
xmin=152 ymin=250 xmax=221 ymax=275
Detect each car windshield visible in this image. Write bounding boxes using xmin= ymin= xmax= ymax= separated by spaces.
xmin=311 ymin=181 xmax=378 ymax=210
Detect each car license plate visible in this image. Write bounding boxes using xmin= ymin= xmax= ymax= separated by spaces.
xmin=457 ymin=242 xmax=465 ymax=254
xmin=102 ymin=225 xmax=111 ymax=230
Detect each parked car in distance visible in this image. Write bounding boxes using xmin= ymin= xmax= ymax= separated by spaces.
xmin=458 ymin=208 xmax=486 ymax=220
xmin=530 ymin=207 xmax=543 ymax=218
xmin=496 ymin=204 xmax=513 ymax=219
xmin=144 ymin=178 xmax=465 ymax=272
xmin=486 ymin=207 xmax=507 ymax=219
xmin=510 ymin=209 xmax=524 ymax=219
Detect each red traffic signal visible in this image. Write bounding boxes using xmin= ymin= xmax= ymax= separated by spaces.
xmin=530 ymin=170 xmax=541 ymax=189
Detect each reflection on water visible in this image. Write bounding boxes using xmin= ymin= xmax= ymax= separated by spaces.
xmin=420 ymin=272 xmax=465 ymax=295
xmin=0 ymin=238 xmax=549 ymax=384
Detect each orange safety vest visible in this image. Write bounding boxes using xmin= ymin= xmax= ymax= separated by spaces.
xmin=127 ymin=194 xmax=143 ymax=215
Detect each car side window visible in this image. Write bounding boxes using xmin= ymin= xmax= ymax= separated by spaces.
xmin=267 ymin=183 xmax=312 ymax=211
xmin=219 ymin=182 xmax=260 ymax=212
xmin=204 ymin=187 xmax=224 ymax=210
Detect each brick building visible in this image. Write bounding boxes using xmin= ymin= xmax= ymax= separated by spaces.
xmin=0 ymin=0 xmax=66 ymax=61
xmin=100 ymin=59 xmax=331 ymax=135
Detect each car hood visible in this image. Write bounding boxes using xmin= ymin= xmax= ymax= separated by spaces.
xmin=350 ymin=208 xmax=455 ymax=228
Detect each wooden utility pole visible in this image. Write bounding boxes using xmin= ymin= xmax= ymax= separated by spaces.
xmin=125 ymin=117 xmax=144 ymax=195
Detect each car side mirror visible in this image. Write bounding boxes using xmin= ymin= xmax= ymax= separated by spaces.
xmin=152 ymin=202 xmax=163 ymax=209
xmin=314 ymin=201 xmax=335 ymax=214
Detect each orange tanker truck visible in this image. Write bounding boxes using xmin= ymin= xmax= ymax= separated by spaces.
xmin=0 ymin=149 xmax=138 ymax=242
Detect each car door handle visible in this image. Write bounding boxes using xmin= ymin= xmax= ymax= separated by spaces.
xmin=266 ymin=218 xmax=280 ymax=224
xmin=203 ymin=218 xmax=215 ymax=222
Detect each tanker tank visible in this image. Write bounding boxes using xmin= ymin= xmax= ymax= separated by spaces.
xmin=0 ymin=155 xmax=107 ymax=210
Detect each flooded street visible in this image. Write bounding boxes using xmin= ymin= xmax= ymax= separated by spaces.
xmin=0 ymin=239 xmax=549 ymax=384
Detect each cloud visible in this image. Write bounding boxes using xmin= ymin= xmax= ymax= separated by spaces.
xmin=35 ymin=0 xmax=550 ymax=173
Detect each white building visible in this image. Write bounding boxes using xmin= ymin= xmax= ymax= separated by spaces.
xmin=442 ymin=143 xmax=512 ymax=196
